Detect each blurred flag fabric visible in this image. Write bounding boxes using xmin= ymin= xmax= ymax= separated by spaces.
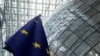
xmin=3 ymin=15 xmax=50 ymax=56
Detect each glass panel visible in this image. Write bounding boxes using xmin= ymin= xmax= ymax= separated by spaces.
xmin=85 ymin=31 xmax=100 ymax=47
xmin=75 ymin=42 xmax=90 ymax=56
xmin=74 ymin=23 xmax=91 ymax=37
xmin=85 ymin=49 xmax=99 ymax=56
xmin=64 ymin=34 xmax=78 ymax=48
xmin=68 ymin=18 xmax=84 ymax=31
xmin=94 ymin=42 xmax=100 ymax=53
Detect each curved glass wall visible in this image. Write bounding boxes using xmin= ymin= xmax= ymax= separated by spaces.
xmin=44 ymin=0 xmax=100 ymax=56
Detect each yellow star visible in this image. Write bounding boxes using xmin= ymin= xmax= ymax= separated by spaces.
xmin=21 ymin=29 xmax=28 ymax=35
xmin=33 ymin=42 xmax=41 ymax=48
xmin=46 ymin=48 xmax=50 ymax=55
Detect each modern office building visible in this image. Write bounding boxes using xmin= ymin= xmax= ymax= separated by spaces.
xmin=0 ymin=0 xmax=100 ymax=56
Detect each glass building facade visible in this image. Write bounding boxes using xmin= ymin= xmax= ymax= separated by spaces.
xmin=0 ymin=0 xmax=100 ymax=56
xmin=44 ymin=0 xmax=100 ymax=56
xmin=0 ymin=0 xmax=61 ymax=56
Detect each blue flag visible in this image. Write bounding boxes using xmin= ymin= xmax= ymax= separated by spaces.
xmin=4 ymin=15 xmax=50 ymax=56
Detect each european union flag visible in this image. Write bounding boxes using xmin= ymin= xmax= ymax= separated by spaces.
xmin=4 ymin=15 xmax=50 ymax=56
